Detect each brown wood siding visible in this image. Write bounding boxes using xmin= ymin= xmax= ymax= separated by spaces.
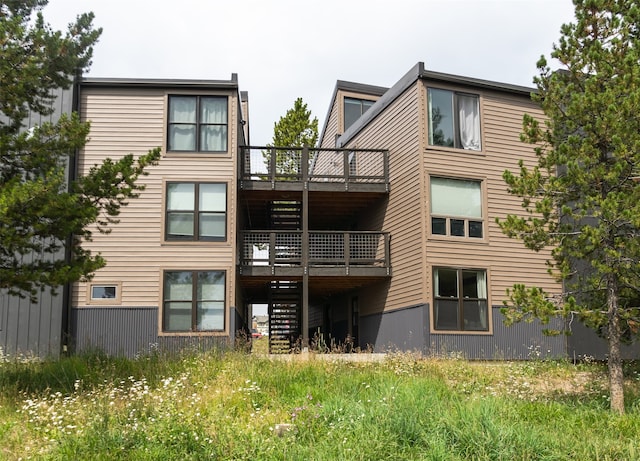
xmin=343 ymin=84 xmax=425 ymax=316
xmin=422 ymin=82 xmax=561 ymax=305
xmin=74 ymin=87 xmax=238 ymax=333
xmin=319 ymin=96 xmax=339 ymax=149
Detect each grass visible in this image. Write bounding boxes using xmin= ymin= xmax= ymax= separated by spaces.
xmin=0 ymin=349 xmax=639 ymax=460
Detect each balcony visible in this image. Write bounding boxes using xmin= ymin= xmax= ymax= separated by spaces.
xmin=239 ymin=231 xmax=390 ymax=278
xmin=240 ymin=146 xmax=389 ymax=193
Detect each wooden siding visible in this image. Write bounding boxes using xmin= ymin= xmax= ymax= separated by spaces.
xmin=319 ymin=89 xmax=382 ymax=150
xmin=319 ymin=97 xmax=339 ymax=149
xmin=74 ymin=87 xmax=239 ymax=334
xmin=339 ymin=77 xmax=560 ymax=321
xmin=343 ymin=84 xmax=425 ymax=316
xmin=421 ymin=81 xmax=561 ymax=307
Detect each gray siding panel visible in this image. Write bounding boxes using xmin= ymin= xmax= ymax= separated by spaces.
xmin=427 ymin=307 xmax=566 ymax=360
xmin=361 ymin=304 xmax=566 ymax=359
xmin=0 ymin=86 xmax=74 ymax=359
xmin=72 ymin=306 xmax=234 ymax=358
xmin=360 ymin=304 xmax=427 ymax=352
xmin=567 ymin=320 xmax=640 ymax=360
xmin=0 ymin=286 xmax=63 ymax=358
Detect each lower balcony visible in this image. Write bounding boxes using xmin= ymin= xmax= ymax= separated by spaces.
xmin=239 ymin=231 xmax=391 ymax=278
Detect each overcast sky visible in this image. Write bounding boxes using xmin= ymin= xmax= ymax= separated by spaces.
xmin=43 ymin=0 xmax=576 ymax=147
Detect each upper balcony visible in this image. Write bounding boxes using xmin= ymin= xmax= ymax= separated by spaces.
xmin=240 ymin=146 xmax=389 ymax=193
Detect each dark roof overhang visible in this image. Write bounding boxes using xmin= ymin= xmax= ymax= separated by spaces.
xmin=80 ymin=73 xmax=239 ymax=90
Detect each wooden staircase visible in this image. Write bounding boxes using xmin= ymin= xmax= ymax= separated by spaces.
xmin=268 ymin=281 xmax=301 ymax=353
xmin=269 ymin=201 xmax=302 ymax=230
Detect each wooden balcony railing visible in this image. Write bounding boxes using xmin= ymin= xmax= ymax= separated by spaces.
xmin=240 ymin=231 xmax=390 ymax=271
xmin=240 ymin=146 xmax=389 ymax=186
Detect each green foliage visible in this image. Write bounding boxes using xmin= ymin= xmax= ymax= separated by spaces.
xmin=1 ymin=352 xmax=639 ymax=459
xmin=498 ymin=0 xmax=640 ymax=412
xmin=0 ymin=1 xmax=160 ymax=298
xmin=269 ymin=97 xmax=318 ymax=149
xmin=264 ymin=98 xmax=318 ymax=177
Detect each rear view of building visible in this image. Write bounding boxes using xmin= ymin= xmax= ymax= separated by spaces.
xmin=4 ymin=61 xmax=632 ymax=360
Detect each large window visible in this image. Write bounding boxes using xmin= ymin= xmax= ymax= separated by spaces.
xmin=163 ymin=270 xmax=225 ymax=332
xmin=344 ymin=97 xmax=375 ymax=131
xmin=427 ymin=88 xmax=481 ymax=151
xmin=168 ymin=95 xmax=228 ymax=152
xmin=430 ymin=177 xmax=483 ymax=238
xmin=166 ymin=182 xmax=226 ymax=241
xmin=433 ymin=268 xmax=488 ymax=331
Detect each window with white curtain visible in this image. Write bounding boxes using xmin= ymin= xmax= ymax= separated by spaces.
xmin=163 ymin=270 xmax=225 ymax=332
xmin=166 ymin=182 xmax=226 ymax=241
xmin=433 ymin=267 xmax=488 ymax=331
xmin=430 ymin=177 xmax=483 ymax=238
xmin=168 ymin=95 xmax=228 ymax=152
xmin=427 ymin=88 xmax=481 ymax=151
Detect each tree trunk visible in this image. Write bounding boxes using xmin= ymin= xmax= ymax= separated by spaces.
xmin=607 ymin=276 xmax=625 ymax=414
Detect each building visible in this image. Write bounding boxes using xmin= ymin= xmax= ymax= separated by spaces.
xmin=4 ymin=62 xmax=635 ymax=359
xmin=315 ymin=63 xmax=567 ymax=358
xmin=69 ymin=75 xmax=248 ymax=356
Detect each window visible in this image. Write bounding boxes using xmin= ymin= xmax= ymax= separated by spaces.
xmin=91 ymin=285 xmax=117 ymax=299
xmin=430 ymin=177 xmax=483 ymax=238
xmin=166 ymin=182 xmax=226 ymax=241
xmin=88 ymin=283 xmax=121 ymax=304
xmin=168 ymin=95 xmax=228 ymax=152
xmin=427 ymin=88 xmax=481 ymax=150
xmin=163 ymin=270 xmax=225 ymax=332
xmin=433 ymin=268 xmax=488 ymax=331
xmin=344 ymin=97 xmax=375 ymax=131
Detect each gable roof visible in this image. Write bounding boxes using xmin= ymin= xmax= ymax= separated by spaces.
xmin=318 ymin=80 xmax=388 ymax=146
xmin=335 ymin=62 xmax=537 ymax=147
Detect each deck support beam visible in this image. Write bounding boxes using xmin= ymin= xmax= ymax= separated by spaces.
xmin=301 ymin=146 xmax=309 ymax=346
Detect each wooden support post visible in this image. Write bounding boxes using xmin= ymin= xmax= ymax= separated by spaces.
xmin=301 ymin=146 xmax=309 ymax=346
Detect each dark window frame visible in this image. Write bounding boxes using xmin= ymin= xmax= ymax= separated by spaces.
xmin=433 ymin=267 xmax=489 ymax=332
xmin=427 ymin=88 xmax=481 ymax=151
xmin=167 ymin=95 xmax=228 ymax=153
xmin=165 ymin=182 xmax=227 ymax=242
xmin=162 ymin=270 xmax=226 ymax=332
xmin=430 ymin=177 xmax=484 ymax=239
xmin=343 ymin=96 xmax=375 ymax=131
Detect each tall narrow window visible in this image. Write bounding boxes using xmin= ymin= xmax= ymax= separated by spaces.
xmin=428 ymin=88 xmax=481 ymax=151
xmin=344 ymin=97 xmax=375 ymax=131
xmin=430 ymin=177 xmax=483 ymax=238
xmin=163 ymin=270 xmax=225 ymax=332
xmin=168 ymin=95 xmax=228 ymax=152
xmin=166 ymin=182 xmax=226 ymax=241
xmin=433 ymin=268 xmax=488 ymax=331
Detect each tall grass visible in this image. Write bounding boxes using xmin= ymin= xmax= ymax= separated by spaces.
xmin=1 ymin=350 xmax=638 ymax=460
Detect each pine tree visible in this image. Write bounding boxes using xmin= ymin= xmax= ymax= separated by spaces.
xmin=499 ymin=0 xmax=640 ymax=413
xmin=0 ymin=1 xmax=160 ymax=299
xmin=265 ymin=98 xmax=318 ymax=177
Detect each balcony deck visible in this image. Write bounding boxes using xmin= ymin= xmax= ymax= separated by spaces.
xmin=240 ymin=146 xmax=389 ymax=193
xmin=239 ymin=230 xmax=391 ymax=297
xmin=238 ymin=147 xmax=391 ymax=302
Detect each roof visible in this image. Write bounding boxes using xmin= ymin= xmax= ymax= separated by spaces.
xmin=318 ymin=80 xmax=389 ymax=145
xmin=335 ymin=62 xmax=537 ymax=147
xmin=80 ymin=73 xmax=239 ymax=90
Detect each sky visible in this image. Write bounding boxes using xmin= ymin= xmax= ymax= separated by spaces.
xmin=42 ymin=0 xmax=576 ymax=147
